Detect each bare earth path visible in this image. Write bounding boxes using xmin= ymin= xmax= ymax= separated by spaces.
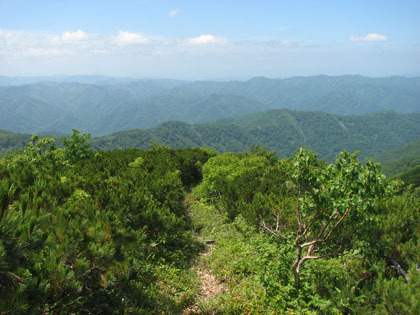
xmin=183 ymin=244 xmax=225 ymax=314
xmin=182 ymin=197 xmax=226 ymax=314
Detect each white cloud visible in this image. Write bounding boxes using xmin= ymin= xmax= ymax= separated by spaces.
xmin=169 ymin=8 xmax=180 ymax=18
xmin=186 ymin=34 xmax=228 ymax=45
xmin=46 ymin=30 xmax=90 ymax=44
xmin=92 ymin=49 xmax=110 ymax=55
xmin=61 ymin=30 xmax=88 ymax=41
xmin=0 ymin=28 xmax=12 ymax=40
xmin=255 ymin=39 xmax=297 ymax=47
xmin=21 ymin=48 xmax=61 ymax=56
xmin=349 ymin=33 xmax=388 ymax=42
xmin=0 ymin=30 xmax=43 ymax=55
xmin=0 ymin=29 xmax=101 ymax=58
xmin=112 ymin=31 xmax=150 ymax=45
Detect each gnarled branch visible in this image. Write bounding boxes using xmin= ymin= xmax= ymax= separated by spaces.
xmin=300 ymin=208 xmax=350 ymax=248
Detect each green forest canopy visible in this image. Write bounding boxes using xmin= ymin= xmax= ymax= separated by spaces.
xmin=373 ymin=139 xmax=420 ymax=176
xmin=91 ymin=109 xmax=420 ymax=162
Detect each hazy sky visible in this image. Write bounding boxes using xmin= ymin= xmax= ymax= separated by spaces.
xmin=1 ymin=0 xmax=419 ymax=79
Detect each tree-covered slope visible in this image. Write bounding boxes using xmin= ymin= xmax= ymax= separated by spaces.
xmin=0 ymin=129 xmax=32 ymax=155
xmin=395 ymin=165 xmax=420 ymax=188
xmin=91 ymin=109 xmax=420 ymax=161
xmin=2 ymin=109 xmax=420 ymax=162
xmin=372 ymin=139 xmax=420 ymax=176
xmin=0 ymin=75 xmax=419 ymax=135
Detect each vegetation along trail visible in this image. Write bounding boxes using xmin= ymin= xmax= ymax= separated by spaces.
xmin=1 ymin=132 xmax=420 ymax=314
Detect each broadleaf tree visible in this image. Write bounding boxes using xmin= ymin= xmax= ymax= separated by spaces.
xmin=286 ymin=148 xmax=396 ymax=286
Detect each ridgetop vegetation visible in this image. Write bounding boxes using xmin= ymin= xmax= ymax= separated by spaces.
xmin=0 ymin=131 xmax=215 ymax=313
xmin=0 ymin=132 xmax=419 ymax=314
xmin=194 ymin=147 xmax=420 ymax=314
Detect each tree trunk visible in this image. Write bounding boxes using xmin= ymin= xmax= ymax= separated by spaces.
xmin=292 ymin=244 xmax=302 ymax=288
xmin=293 ymin=268 xmax=301 ymax=288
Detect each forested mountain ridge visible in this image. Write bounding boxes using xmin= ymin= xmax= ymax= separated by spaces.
xmin=2 ymin=109 xmax=420 ymax=162
xmin=0 ymin=75 xmax=164 ymax=86
xmin=395 ymin=165 xmax=420 ymax=188
xmin=172 ymin=75 xmax=420 ymax=114
xmin=0 ymin=129 xmax=32 ymax=155
xmin=1 ymin=75 xmax=419 ymax=135
xmin=373 ymin=139 xmax=420 ymax=176
xmin=91 ymin=109 xmax=420 ymax=161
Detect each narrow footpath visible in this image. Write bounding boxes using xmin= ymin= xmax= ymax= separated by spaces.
xmin=182 ymin=194 xmax=226 ymax=314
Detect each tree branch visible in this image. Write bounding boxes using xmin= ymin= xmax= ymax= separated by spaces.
xmin=296 ymin=198 xmax=302 ymax=234
xmin=317 ymin=211 xmax=339 ymax=239
xmin=301 ymin=213 xmax=319 ymax=241
xmin=384 ymin=256 xmax=409 ymax=282
xmin=296 ymin=252 xmax=344 ymax=273
xmin=301 ymin=208 xmax=350 ymax=248
xmin=323 ymin=207 xmax=350 ymax=242
xmin=260 ymin=217 xmax=287 ymax=239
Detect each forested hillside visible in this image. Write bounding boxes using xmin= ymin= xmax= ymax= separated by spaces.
xmin=172 ymin=75 xmax=420 ymax=114
xmin=1 ymin=75 xmax=419 ymax=135
xmin=2 ymin=109 xmax=420 ymax=162
xmin=373 ymin=140 xmax=420 ymax=176
xmin=395 ymin=165 xmax=420 ymax=188
xmin=1 ymin=133 xmax=419 ymax=314
xmin=92 ymin=109 xmax=420 ymax=161
xmin=0 ymin=129 xmax=32 ymax=155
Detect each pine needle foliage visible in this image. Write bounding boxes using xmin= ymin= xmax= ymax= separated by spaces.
xmin=0 ymin=132 xmax=214 ymax=313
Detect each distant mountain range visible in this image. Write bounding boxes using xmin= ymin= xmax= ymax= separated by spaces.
xmin=0 ymin=75 xmax=145 ymax=86
xmin=1 ymin=75 xmax=419 ymax=135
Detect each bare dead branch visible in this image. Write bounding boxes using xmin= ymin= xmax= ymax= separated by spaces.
xmin=260 ymin=218 xmax=287 ymax=239
xmin=296 ymin=199 xmax=302 ymax=234
xmin=384 ymin=256 xmax=409 ymax=282
xmin=274 ymin=211 xmax=281 ymax=232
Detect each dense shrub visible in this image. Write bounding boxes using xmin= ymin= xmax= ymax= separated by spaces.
xmin=0 ymin=132 xmax=214 ymax=313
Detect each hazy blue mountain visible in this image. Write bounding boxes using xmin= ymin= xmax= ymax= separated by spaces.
xmin=0 ymin=75 xmax=143 ymax=86
xmin=0 ymin=90 xmax=88 ymax=133
xmin=0 ymin=75 xmax=419 ymax=135
xmin=0 ymin=81 xmax=262 ymax=135
xmin=172 ymin=75 xmax=420 ymax=114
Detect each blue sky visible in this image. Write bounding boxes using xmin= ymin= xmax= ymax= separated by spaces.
xmin=0 ymin=0 xmax=419 ymax=79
